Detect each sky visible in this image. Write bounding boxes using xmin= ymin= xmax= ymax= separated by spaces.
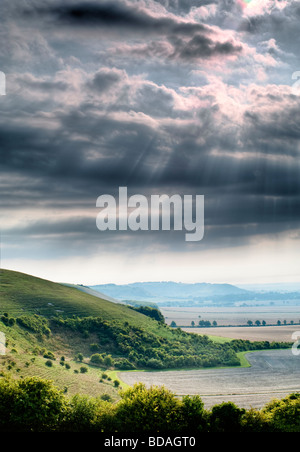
xmin=1 ymin=0 xmax=300 ymax=285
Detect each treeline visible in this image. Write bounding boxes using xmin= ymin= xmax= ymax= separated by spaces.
xmin=2 ymin=313 xmax=291 ymax=371
xmin=172 ymin=319 xmax=300 ymax=328
xmin=52 ymin=315 xmax=291 ymax=370
xmin=51 ymin=315 xmax=242 ymax=369
xmin=0 ymin=377 xmax=299 ymax=432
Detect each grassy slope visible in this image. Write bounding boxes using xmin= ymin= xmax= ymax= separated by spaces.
xmin=0 ymin=269 xmax=175 ymax=399
xmin=0 ymin=269 xmax=171 ymax=336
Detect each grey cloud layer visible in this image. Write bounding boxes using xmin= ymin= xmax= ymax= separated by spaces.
xmin=1 ymin=0 xmax=300 ymax=256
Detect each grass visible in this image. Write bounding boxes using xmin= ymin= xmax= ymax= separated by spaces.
xmin=206 ymin=335 xmax=233 ymax=343
xmin=0 ymin=269 xmax=173 ymax=340
xmin=0 ymin=268 xmax=267 ymax=400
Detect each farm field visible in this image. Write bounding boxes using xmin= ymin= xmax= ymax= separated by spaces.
xmin=161 ymin=305 xmax=300 ymax=327
xmin=183 ymin=325 xmax=299 ymax=342
xmin=119 ymin=349 xmax=300 ymax=409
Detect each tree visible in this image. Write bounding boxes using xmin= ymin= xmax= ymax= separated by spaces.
xmin=75 ymin=352 xmax=84 ymax=362
xmin=115 ymin=383 xmax=181 ymax=432
xmin=247 ymin=320 xmax=253 ymax=326
xmin=63 ymin=393 xmax=116 ymax=432
xmin=255 ymin=320 xmax=261 ymax=326
xmin=0 ymin=376 xmax=68 ymax=431
xmin=130 ymin=306 xmax=165 ymax=324
xmin=90 ymin=353 xmax=103 ymax=365
xmin=179 ymin=395 xmax=208 ymax=432
xmin=170 ymin=321 xmax=177 ymax=327
xmin=103 ymin=354 xmax=113 ymax=367
xmin=210 ymin=401 xmax=245 ymax=432
xmin=191 ymin=321 xmax=195 ymax=327
xmin=263 ymin=393 xmax=300 ymax=432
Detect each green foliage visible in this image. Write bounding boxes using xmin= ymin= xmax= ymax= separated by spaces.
xmin=179 ymin=395 xmax=208 ymax=432
xmin=210 ymin=401 xmax=246 ymax=432
xmin=129 ymin=306 xmax=165 ymax=323
xmin=16 ymin=314 xmax=50 ymax=336
xmin=0 ymin=376 xmax=68 ymax=431
xmin=52 ymin=315 xmax=250 ymax=370
xmin=0 ymin=376 xmax=299 ymax=432
xmin=61 ymin=394 xmax=115 ymax=432
xmin=262 ymin=393 xmax=300 ymax=432
xmin=43 ymin=350 xmax=56 ymax=360
xmin=115 ymin=383 xmax=182 ymax=432
xmin=1 ymin=314 xmax=15 ymax=327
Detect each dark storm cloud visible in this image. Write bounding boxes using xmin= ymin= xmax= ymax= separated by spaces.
xmin=87 ymin=68 xmax=124 ymax=92
xmin=20 ymin=1 xmax=244 ymax=62
xmin=28 ymin=1 xmax=207 ymax=35
xmin=1 ymin=0 xmax=300 ymax=260
xmin=169 ymin=33 xmax=242 ymax=60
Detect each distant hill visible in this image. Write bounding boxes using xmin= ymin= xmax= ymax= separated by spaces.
xmin=90 ymin=281 xmax=300 ymax=307
xmin=0 ymin=269 xmax=293 ymax=401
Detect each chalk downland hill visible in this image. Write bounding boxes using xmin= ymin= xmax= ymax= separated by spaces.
xmin=0 ymin=269 xmax=289 ymax=400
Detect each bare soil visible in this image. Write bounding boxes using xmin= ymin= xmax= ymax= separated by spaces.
xmin=183 ymin=325 xmax=298 ymax=342
xmin=119 ymin=349 xmax=300 ymax=409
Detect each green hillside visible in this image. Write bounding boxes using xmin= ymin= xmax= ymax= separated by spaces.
xmin=0 ymin=269 xmax=160 ymax=329
xmin=0 ymin=269 xmax=290 ymax=401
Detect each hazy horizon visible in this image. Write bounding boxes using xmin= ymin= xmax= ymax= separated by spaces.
xmin=1 ymin=0 xmax=300 ymax=286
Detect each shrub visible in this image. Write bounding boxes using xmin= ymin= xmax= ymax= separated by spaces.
xmin=115 ymin=383 xmax=181 ymax=432
xmin=209 ymin=401 xmax=245 ymax=432
xmin=0 ymin=376 xmax=68 ymax=431
xmin=179 ymin=395 xmax=209 ymax=432
xmin=43 ymin=351 xmax=56 ymax=360
xmin=262 ymin=393 xmax=300 ymax=432
xmin=90 ymin=353 xmax=103 ymax=366
xmin=16 ymin=315 xmax=50 ymax=336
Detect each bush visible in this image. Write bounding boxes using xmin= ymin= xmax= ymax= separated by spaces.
xmin=179 ymin=395 xmax=209 ymax=432
xmin=43 ymin=351 xmax=56 ymax=360
xmin=0 ymin=376 xmax=68 ymax=431
xmin=16 ymin=315 xmax=50 ymax=336
xmin=90 ymin=353 xmax=104 ymax=366
xmin=209 ymin=401 xmax=245 ymax=432
xmin=115 ymin=383 xmax=182 ymax=432
xmin=262 ymin=393 xmax=300 ymax=432
xmin=0 ymin=375 xmax=299 ymax=432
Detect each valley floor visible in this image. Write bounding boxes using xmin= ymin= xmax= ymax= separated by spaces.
xmin=119 ymin=349 xmax=300 ymax=409
xmin=183 ymin=324 xmax=298 ymax=342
